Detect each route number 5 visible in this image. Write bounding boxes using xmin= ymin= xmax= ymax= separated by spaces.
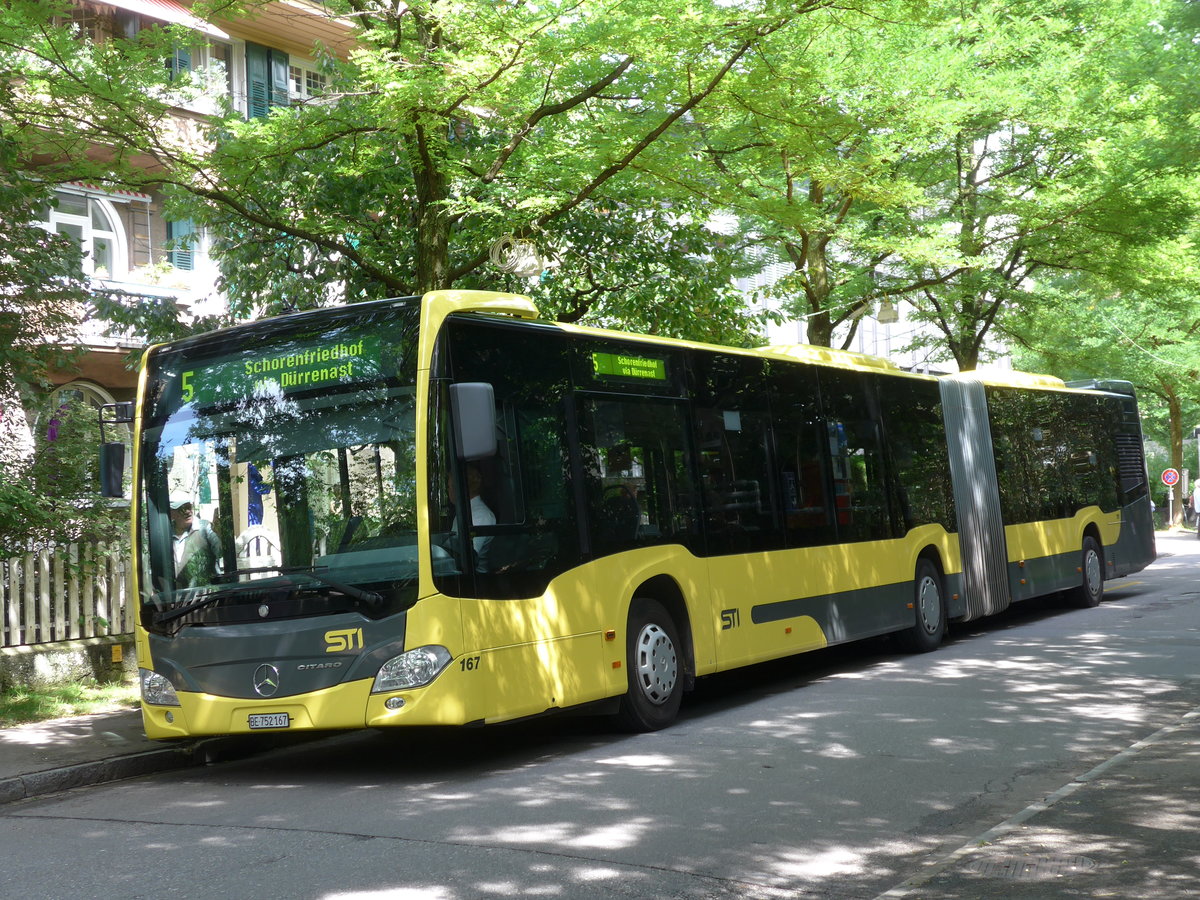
xmin=181 ymin=370 xmax=195 ymax=402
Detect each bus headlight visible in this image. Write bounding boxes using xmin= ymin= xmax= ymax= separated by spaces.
xmin=372 ymin=646 xmax=452 ymax=693
xmin=140 ymin=668 xmax=180 ymax=706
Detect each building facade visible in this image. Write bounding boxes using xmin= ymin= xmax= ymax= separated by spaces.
xmin=22 ymin=0 xmax=355 ymax=428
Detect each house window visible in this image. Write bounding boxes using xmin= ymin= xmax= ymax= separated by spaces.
xmin=289 ymin=62 xmax=326 ymax=102
xmin=54 ymin=2 xmax=110 ymax=43
xmin=42 ymin=191 xmax=125 ymax=279
xmin=166 ymin=219 xmax=197 ymax=271
xmin=206 ymin=41 xmax=234 ymax=101
xmin=166 ymin=41 xmax=233 ymax=100
xmin=166 ymin=45 xmax=194 ymax=80
xmin=40 ymin=383 xmax=132 ymax=479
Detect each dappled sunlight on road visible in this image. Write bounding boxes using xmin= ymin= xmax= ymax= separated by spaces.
xmin=324 ymin=890 xmax=453 ymax=900
xmin=769 ymin=845 xmax=874 ymax=878
xmin=593 ymin=752 xmax=676 ymax=769
xmin=0 ymin=725 xmax=68 ymax=748
xmin=1127 ymin=791 xmax=1200 ymax=832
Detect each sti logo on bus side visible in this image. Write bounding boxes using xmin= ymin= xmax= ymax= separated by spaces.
xmin=325 ymin=628 xmax=364 ymax=653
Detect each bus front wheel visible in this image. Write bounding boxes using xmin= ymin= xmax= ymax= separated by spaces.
xmin=1067 ymin=536 xmax=1104 ymax=608
xmin=616 ymin=599 xmax=683 ymax=732
xmin=897 ymin=558 xmax=946 ymax=653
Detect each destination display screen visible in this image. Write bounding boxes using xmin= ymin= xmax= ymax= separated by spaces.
xmin=180 ymin=335 xmax=384 ymax=406
xmin=592 ymin=351 xmax=667 ymax=381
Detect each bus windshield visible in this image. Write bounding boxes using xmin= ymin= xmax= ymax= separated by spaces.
xmin=137 ymin=302 xmax=424 ymax=627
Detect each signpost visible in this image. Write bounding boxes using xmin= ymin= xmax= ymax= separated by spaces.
xmin=1163 ymin=468 xmax=1180 ymax=527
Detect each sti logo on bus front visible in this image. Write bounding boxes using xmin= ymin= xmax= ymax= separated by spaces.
xmin=325 ymin=628 xmax=364 ymax=653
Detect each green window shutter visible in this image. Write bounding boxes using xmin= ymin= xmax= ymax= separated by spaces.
xmin=246 ymin=42 xmax=289 ymax=118
xmin=246 ymin=42 xmax=270 ymax=119
xmin=269 ymin=48 xmax=290 ymax=107
xmin=167 ymin=219 xmax=196 ymax=271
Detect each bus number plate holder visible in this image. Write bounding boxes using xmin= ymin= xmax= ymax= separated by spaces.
xmin=248 ymin=713 xmax=290 ymax=730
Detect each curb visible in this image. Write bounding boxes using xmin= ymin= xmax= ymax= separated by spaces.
xmin=0 ymin=743 xmax=199 ymax=804
xmin=0 ymin=731 xmax=326 ymax=805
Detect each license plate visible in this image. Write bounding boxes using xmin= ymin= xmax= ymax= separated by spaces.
xmin=248 ymin=712 xmax=290 ymax=730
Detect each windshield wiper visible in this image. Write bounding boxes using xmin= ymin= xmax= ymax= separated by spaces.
xmin=154 ymin=583 xmax=268 ymax=626
xmin=215 ymin=565 xmax=384 ymax=608
xmin=153 ymin=567 xmax=383 ymax=627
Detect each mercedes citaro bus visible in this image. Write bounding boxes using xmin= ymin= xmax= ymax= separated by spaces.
xmin=99 ymin=290 xmax=1155 ymax=739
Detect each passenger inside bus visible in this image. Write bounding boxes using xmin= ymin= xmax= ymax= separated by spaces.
xmin=170 ymin=497 xmax=223 ymax=589
xmin=449 ymin=463 xmax=496 ymax=573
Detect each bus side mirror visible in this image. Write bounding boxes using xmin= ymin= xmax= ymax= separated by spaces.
xmin=100 ymin=442 xmax=126 ymax=498
xmin=450 ymin=382 xmax=496 ymax=461
xmin=98 ymin=401 xmax=134 ymax=499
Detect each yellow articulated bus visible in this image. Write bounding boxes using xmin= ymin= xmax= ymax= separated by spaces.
xmin=99 ymin=290 xmax=1155 ymax=739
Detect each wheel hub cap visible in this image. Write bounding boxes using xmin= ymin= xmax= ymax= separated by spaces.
xmin=918 ymin=576 xmax=941 ymax=633
xmin=635 ymin=623 xmax=677 ymax=705
xmin=1085 ymin=550 xmax=1101 ymax=595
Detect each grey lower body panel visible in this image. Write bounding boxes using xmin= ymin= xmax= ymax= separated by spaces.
xmin=751 ymin=580 xmax=914 ymax=645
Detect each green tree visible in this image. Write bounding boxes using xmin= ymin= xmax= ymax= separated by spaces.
xmin=0 ymin=136 xmax=90 ymax=384
xmin=0 ymin=133 xmax=93 ymax=473
xmin=670 ymin=0 xmax=1198 ymax=365
xmin=1010 ymin=230 xmax=1200 ymax=525
xmin=0 ymin=134 xmax=126 ymax=551
xmin=1 ymin=0 xmax=839 ymax=343
xmin=654 ymin=1 xmax=953 ymax=348
xmin=899 ymin=0 xmax=1199 ymax=370
xmin=0 ymin=400 xmax=127 ymax=553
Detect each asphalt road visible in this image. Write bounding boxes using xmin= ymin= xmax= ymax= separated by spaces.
xmin=3 ymin=533 xmax=1199 ymax=899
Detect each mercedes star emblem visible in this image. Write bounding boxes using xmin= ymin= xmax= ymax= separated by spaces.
xmin=253 ymin=664 xmax=280 ymax=697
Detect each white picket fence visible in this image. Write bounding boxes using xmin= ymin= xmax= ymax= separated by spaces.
xmin=1 ymin=543 xmax=135 ymax=648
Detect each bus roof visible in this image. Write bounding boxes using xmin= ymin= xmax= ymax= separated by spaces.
xmin=154 ymin=291 xmax=1100 ymax=393
xmin=945 ymin=368 xmax=1068 ymax=390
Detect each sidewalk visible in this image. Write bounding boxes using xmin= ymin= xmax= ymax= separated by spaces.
xmin=0 ymin=703 xmax=318 ymax=805
xmin=0 ymin=705 xmax=197 ymax=804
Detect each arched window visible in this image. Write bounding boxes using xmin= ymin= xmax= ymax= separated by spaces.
xmin=52 ymin=381 xmax=116 ymax=411
xmin=36 ymin=381 xmax=127 ymax=443
xmin=43 ymin=191 xmax=127 ymax=279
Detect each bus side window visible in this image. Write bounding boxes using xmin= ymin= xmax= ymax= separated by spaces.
xmin=693 ymin=353 xmax=782 ymax=555
xmin=581 ymin=396 xmax=697 ymax=558
xmin=818 ymin=371 xmax=891 ymax=543
xmin=770 ymin=362 xmax=834 ymax=548
xmin=480 ymin=402 xmax=578 ymax=585
xmin=435 ymin=318 xmax=580 ymax=598
xmin=988 ymin=387 xmax=1038 ymax=524
xmin=878 ymin=378 xmax=956 ymax=533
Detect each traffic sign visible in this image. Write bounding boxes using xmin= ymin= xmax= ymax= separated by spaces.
xmin=1162 ymin=468 xmax=1180 ymax=486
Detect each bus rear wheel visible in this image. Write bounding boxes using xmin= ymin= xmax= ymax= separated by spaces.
xmin=1067 ymin=536 xmax=1104 ymax=608
xmin=616 ymin=599 xmax=683 ymax=732
xmin=897 ymin=558 xmax=946 ymax=653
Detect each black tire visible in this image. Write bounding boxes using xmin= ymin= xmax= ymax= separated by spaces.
xmin=897 ymin=558 xmax=946 ymax=653
xmin=616 ymin=599 xmax=683 ymax=732
xmin=1067 ymin=536 xmax=1104 ymax=608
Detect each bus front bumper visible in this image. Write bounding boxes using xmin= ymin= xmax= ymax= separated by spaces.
xmin=140 ymin=665 xmax=489 ymax=740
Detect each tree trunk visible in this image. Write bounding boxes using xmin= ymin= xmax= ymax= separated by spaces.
xmin=412 ymin=135 xmax=451 ymax=293
xmin=806 ymin=308 xmax=833 ymax=347
xmin=947 ymin=314 xmax=982 ymax=371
